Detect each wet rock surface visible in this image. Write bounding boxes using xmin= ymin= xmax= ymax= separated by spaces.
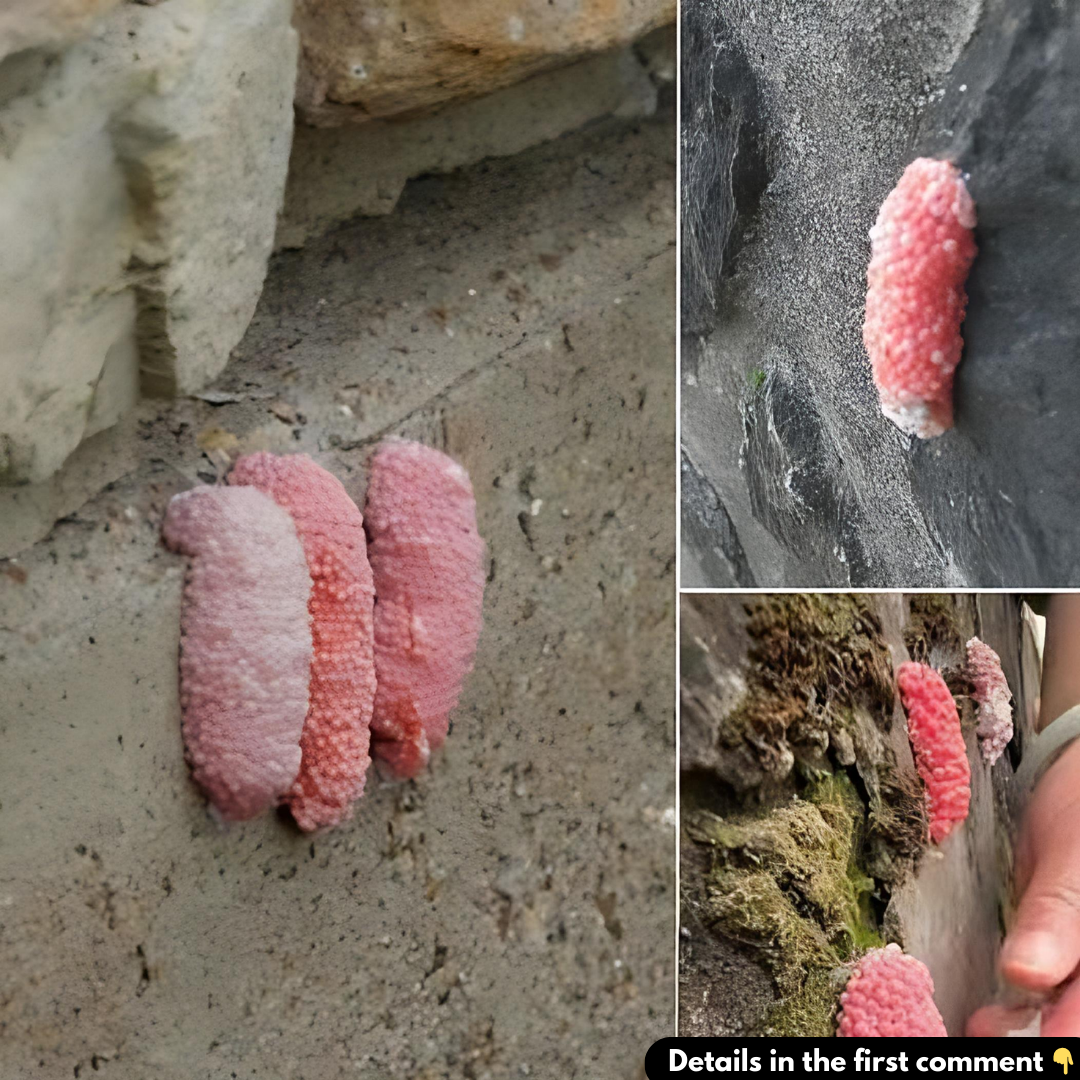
xmin=681 ymin=0 xmax=1080 ymax=587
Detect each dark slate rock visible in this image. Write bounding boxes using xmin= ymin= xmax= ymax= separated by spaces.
xmin=681 ymin=0 xmax=1080 ymax=587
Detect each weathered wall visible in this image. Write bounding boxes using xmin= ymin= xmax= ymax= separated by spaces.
xmin=681 ymin=0 xmax=1080 ymax=588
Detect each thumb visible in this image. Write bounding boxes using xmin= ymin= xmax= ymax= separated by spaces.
xmin=1041 ymin=978 xmax=1080 ymax=1039
xmin=1001 ymin=849 xmax=1080 ymax=991
xmin=965 ymin=1003 xmax=1039 ymax=1037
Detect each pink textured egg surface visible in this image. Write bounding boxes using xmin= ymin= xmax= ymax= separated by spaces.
xmin=966 ymin=637 xmax=1014 ymax=766
xmin=162 ymin=486 xmax=313 ymax=822
xmin=364 ymin=440 xmax=486 ymax=779
xmin=864 ymin=158 xmax=977 ymax=438
xmin=230 ymin=452 xmax=377 ymax=832
xmin=897 ymin=661 xmax=971 ymax=843
xmin=837 ymin=944 xmax=948 ymax=1037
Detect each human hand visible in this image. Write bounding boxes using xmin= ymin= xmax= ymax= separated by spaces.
xmin=968 ymin=739 xmax=1080 ymax=1037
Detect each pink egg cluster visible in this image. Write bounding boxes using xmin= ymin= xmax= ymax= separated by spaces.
xmin=162 ymin=486 xmax=313 ymax=822
xmin=364 ymin=441 xmax=487 ymax=779
xmin=164 ymin=444 xmax=485 ymax=828
xmin=837 ymin=944 xmax=948 ymax=1037
xmin=897 ymin=661 xmax=971 ymax=843
xmin=864 ymin=158 xmax=977 ymax=438
xmin=230 ymin=453 xmax=378 ymax=832
xmin=965 ymin=637 xmax=1013 ymax=766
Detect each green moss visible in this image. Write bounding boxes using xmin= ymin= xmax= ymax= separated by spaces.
xmin=691 ymin=772 xmax=883 ymax=1036
xmin=867 ymin=762 xmax=928 ymax=873
xmin=764 ymin=968 xmax=839 ymax=1037
xmin=745 ymin=595 xmax=894 ymax=708
xmin=749 ymin=367 xmax=767 ymax=391
xmin=702 ymin=865 xmax=840 ymax=1035
xmin=805 ymin=775 xmax=884 ymax=959
xmin=704 ymin=867 xmax=834 ymax=975
xmin=717 ymin=595 xmax=895 ymax=787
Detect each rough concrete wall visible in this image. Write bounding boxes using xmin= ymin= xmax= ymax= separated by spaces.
xmin=681 ymin=0 xmax=1080 ymax=588
xmin=0 ymin=110 xmax=675 ymax=1079
xmin=679 ymin=593 xmax=1040 ymax=1036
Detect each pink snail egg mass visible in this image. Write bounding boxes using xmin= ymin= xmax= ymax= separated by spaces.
xmin=837 ymin=944 xmax=948 ymax=1037
xmin=966 ymin=636 xmax=1014 ymax=766
xmin=162 ymin=485 xmax=312 ymax=822
xmin=864 ymin=158 xmax=977 ymax=438
xmin=897 ymin=660 xmax=971 ymax=843
xmin=364 ymin=440 xmax=486 ymax=779
xmin=230 ymin=452 xmax=377 ymax=832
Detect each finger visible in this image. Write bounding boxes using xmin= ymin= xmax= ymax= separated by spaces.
xmin=1001 ymin=854 xmax=1080 ymax=991
xmin=1040 ymin=979 xmax=1080 ymax=1038
xmin=1013 ymin=820 xmax=1037 ymax=897
xmin=966 ymin=1003 xmax=1040 ymax=1037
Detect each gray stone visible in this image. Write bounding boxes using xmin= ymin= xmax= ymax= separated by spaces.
xmin=680 ymin=452 xmax=756 ymax=589
xmin=681 ymin=0 xmax=1080 ymax=587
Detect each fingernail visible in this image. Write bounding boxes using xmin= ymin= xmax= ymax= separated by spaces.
xmin=1001 ymin=932 xmax=1062 ymax=984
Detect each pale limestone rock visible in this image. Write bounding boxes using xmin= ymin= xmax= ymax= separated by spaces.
xmin=293 ymin=0 xmax=676 ymax=125
xmin=0 ymin=46 xmax=141 ymax=483
xmin=0 ymin=0 xmax=664 ymax=485
xmin=114 ymin=0 xmax=299 ymax=396
xmin=278 ymin=43 xmax=660 ymax=248
xmin=0 ymin=0 xmax=122 ymax=61
xmin=0 ymin=0 xmax=297 ymax=482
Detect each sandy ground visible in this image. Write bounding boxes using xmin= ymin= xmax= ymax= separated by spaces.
xmin=0 ymin=111 xmax=675 ymax=1079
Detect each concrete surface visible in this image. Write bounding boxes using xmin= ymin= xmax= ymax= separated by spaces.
xmin=0 ymin=110 xmax=675 ymax=1079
